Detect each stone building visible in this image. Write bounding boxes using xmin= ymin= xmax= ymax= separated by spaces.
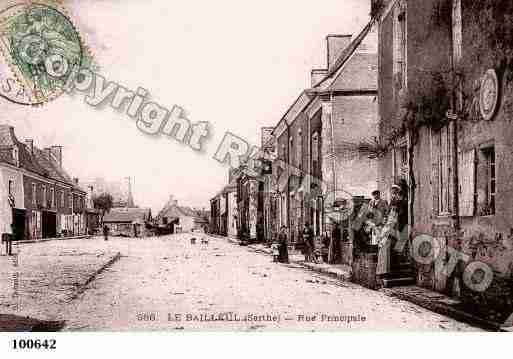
xmin=374 ymin=0 xmax=513 ymax=321
xmin=210 ymin=195 xmax=221 ymax=235
xmin=156 ymin=196 xmax=201 ymax=233
xmin=103 ymin=207 xmax=152 ymax=237
xmin=260 ymin=128 xmax=278 ymax=244
xmin=236 ymin=171 xmax=261 ymax=243
xmin=209 ymin=182 xmax=237 ymax=237
xmin=0 ymin=125 xmax=88 ymax=241
xmin=270 ymin=23 xmax=379 ymax=261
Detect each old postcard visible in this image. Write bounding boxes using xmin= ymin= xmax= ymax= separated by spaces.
xmin=0 ymin=0 xmax=512 ymax=346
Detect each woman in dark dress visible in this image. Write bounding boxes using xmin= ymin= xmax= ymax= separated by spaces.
xmin=277 ymin=226 xmax=289 ymax=263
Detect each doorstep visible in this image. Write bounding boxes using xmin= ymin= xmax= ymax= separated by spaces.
xmin=300 ymin=261 xmax=352 ymax=281
xmin=381 ymin=285 xmax=506 ymax=331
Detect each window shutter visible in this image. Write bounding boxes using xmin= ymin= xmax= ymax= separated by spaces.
xmin=458 ymin=149 xmax=475 ymax=217
xmin=430 ymin=129 xmax=440 ymax=216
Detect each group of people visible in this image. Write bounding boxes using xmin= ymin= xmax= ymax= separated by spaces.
xmin=271 ymin=183 xmax=409 ymax=276
xmin=272 ymin=226 xmax=290 ymax=263
xmin=272 ymin=223 xmax=315 ymax=264
xmin=364 ymin=184 xmax=408 ymax=278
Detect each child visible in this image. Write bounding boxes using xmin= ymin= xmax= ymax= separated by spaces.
xmin=271 ymin=242 xmax=279 ymax=262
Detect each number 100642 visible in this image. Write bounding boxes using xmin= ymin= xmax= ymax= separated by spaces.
xmin=12 ymin=339 xmax=56 ymax=350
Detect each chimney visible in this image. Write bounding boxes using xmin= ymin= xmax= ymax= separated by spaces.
xmin=87 ymin=186 xmax=94 ymax=208
xmin=326 ymin=34 xmax=352 ymax=69
xmin=25 ymin=139 xmax=34 ymax=154
xmin=311 ymin=69 xmax=328 ymax=87
xmin=73 ymin=177 xmax=79 ymax=185
xmin=50 ymin=145 xmax=62 ymax=167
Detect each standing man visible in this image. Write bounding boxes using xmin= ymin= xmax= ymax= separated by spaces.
xmin=2 ymin=231 xmax=13 ymax=256
xmin=369 ymin=190 xmax=389 ymax=246
xmin=103 ymin=224 xmax=110 ymax=241
xmin=369 ymin=190 xmax=389 ymax=226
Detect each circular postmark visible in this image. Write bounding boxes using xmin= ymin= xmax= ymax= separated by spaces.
xmin=479 ymin=69 xmax=499 ymax=121
xmin=0 ymin=2 xmax=84 ymax=105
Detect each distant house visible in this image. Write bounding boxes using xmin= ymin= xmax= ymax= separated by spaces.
xmin=103 ymin=207 xmax=152 ymax=238
xmin=193 ymin=208 xmax=210 ymax=232
xmin=210 ymin=181 xmax=237 ymax=237
xmin=156 ymin=197 xmax=204 ymax=233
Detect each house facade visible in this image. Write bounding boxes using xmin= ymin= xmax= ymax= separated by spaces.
xmin=157 ymin=196 xmax=203 ymax=233
xmin=210 ymin=195 xmax=221 ymax=235
xmin=374 ymin=0 xmax=513 ymax=319
xmin=0 ymin=125 xmax=88 ymax=241
xmin=268 ymin=25 xmax=379 ymax=262
xmin=236 ymin=172 xmax=260 ymax=243
xmin=103 ymin=207 xmax=152 ymax=237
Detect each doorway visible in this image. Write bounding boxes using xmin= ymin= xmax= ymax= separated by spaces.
xmin=12 ymin=209 xmax=26 ymax=241
xmin=42 ymin=211 xmax=57 ymax=239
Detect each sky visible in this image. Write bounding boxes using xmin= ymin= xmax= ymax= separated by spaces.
xmin=0 ymin=0 xmax=371 ymax=213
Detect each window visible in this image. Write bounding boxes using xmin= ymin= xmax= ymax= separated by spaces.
xmin=431 ymin=126 xmax=453 ymax=215
xmin=60 ymin=190 xmax=65 ymax=207
xmin=8 ymin=180 xmax=13 ymax=195
xmin=50 ymin=188 xmax=55 ymax=208
xmin=297 ymin=129 xmax=302 ymax=170
xmin=281 ymin=193 xmax=287 ymax=228
xmin=32 ymin=183 xmax=37 ymax=205
xmin=289 ymin=137 xmax=294 ymax=166
xmin=394 ymin=4 xmax=407 ymax=91
xmin=42 ymin=186 xmax=47 ymax=207
xmin=312 ymin=132 xmax=319 ymax=177
xmin=12 ymin=146 xmax=19 ymax=167
xmin=477 ymin=146 xmax=495 ymax=216
xmin=458 ymin=149 xmax=476 ymax=217
xmin=452 ymin=0 xmax=462 ymax=63
xmin=69 ymin=194 xmax=73 ymax=209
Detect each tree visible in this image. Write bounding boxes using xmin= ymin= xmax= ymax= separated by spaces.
xmin=93 ymin=193 xmax=114 ymax=224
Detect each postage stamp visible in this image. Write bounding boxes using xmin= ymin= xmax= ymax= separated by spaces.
xmin=0 ymin=1 xmax=84 ymax=105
